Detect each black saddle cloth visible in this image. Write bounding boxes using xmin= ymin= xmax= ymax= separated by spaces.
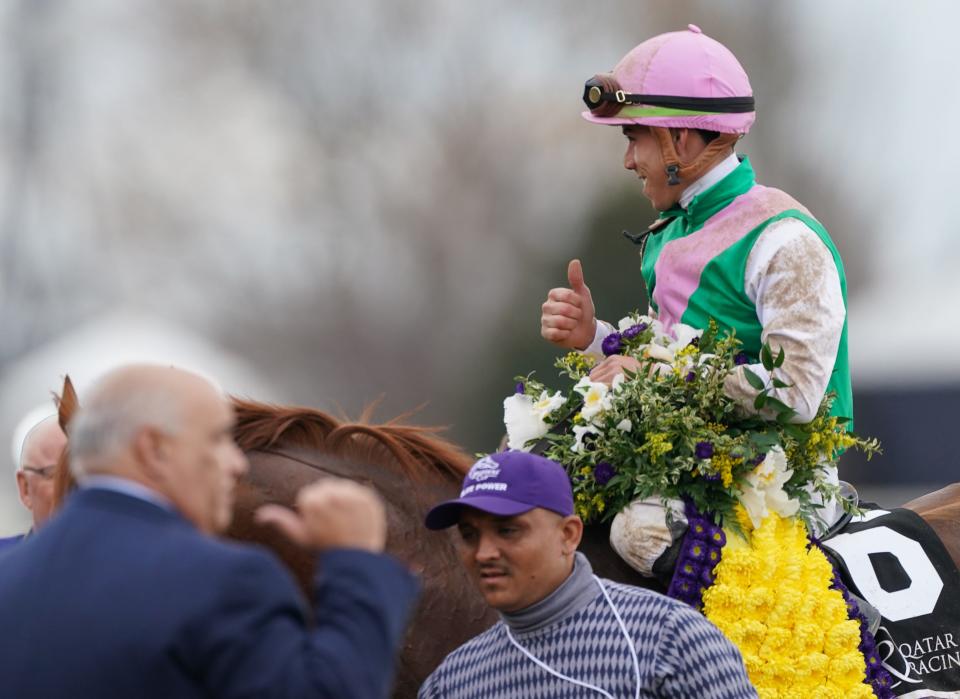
xmin=822 ymin=506 xmax=960 ymax=697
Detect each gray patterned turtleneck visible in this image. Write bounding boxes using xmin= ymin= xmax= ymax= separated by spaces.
xmin=500 ymin=552 xmax=597 ymax=635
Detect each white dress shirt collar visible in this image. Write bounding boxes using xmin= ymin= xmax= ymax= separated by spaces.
xmin=80 ymin=474 xmax=176 ymax=512
xmin=679 ymin=152 xmax=741 ymax=209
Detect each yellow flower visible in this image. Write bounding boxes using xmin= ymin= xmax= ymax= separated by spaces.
xmin=711 ymin=451 xmax=741 ymax=488
xmin=734 ymin=503 xmax=754 ymax=534
xmin=642 ymin=432 xmax=673 ymax=460
xmin=702 ymin=513 xmax=869 ymax=697
xmin=591 ymin=494 xmax=606 ymax=514
xmin=558 ymin=351 xmax=596 ymax=375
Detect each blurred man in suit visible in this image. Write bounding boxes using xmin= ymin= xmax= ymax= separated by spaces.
xmin=0 ymin=415 xmax=67 ymax=552
xmin=0 ymin=364 xmax=419 ymax=698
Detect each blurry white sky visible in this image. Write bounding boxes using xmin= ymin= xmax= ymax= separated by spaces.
xmin=0 ymin=1 xmax=958 ymax=531
xmin=784 ymin=2 xmax=960 ymax=385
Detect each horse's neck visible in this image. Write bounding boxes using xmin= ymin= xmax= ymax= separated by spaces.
xmin=904 ymin=484 xmax=960 ymax=571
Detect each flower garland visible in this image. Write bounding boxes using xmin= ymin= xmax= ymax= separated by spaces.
xmin=701 ymin=513 xmax=876 ymax=698
xmin=505 ymin=314 xmax=887 ymax=693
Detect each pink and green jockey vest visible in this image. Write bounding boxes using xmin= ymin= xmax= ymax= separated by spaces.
xmin=640 ymin=157 xmax=853 ymax=423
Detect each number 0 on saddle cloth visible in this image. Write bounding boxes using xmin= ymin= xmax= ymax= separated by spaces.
xmin=822 ymin=507 xmax=960 ymax=698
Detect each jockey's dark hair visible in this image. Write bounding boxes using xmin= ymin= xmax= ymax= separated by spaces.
xmin=696 ymin=129 xmax=721 ymax=145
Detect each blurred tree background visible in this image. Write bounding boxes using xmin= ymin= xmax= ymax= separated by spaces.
xmin=1 ymin=0 xmax=958 ymax=532
xmin=473 ymin=184 xmax=653 ymax=451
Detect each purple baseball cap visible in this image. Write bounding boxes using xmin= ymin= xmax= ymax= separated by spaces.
xmin=424 ymin=451 xmax=574 ymax=530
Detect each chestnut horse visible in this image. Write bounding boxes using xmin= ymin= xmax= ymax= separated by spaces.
xmin=227 ymin=399 xmax=498 ymax=696
xmin=47 ymin=379 xmax=960 ymax=696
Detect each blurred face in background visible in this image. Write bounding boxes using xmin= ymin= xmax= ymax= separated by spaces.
xmin=16 ymin=417 xmax=67 ymax=529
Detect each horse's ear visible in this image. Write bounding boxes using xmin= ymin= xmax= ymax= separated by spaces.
xmin=54 ymin=375 xmax=79 ymax=434
xmin=51 ymin=375 xmax=79 ymax=510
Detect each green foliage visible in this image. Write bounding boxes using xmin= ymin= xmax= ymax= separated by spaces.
xmin=507 ymin=315 xmax=880 ymax=528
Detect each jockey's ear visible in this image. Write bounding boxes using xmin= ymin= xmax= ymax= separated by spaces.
xmin=560 ymin=514 xmax=583 ymax=555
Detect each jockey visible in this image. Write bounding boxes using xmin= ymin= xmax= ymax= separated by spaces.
xmin=540 ymin=25 xmax=852 ymax=563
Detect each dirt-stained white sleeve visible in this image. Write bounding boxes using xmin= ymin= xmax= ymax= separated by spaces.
xmin=723 ymin=218 xmax=845 ymax=422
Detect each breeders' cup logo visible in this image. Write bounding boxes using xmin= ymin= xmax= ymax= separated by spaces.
xmin=467 ymin=456 xmax=501 ymax=482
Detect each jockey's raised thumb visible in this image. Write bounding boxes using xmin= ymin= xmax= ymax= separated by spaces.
xmin=567 ymin=259 xmax=588 ymax=294
xmin=569 ymin=258 xmax=596 ymax=345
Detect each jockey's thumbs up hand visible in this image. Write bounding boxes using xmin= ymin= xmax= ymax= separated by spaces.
xmin=541 ymin=259 xmax=596 ymax=350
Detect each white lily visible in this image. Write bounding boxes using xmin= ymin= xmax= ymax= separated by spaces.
xmin=571 ymin=424 xmax=600 ymax=453
xmin=667 ymin=322 xmax=703 ymax=353
xmin=574 ymin=377 xmax=613 ymax=423
xmin=503 ymin=389 xmax=563 ymax=451
xmin=532 ymin=389 xmax=565 ymax=419
xmin=736 ymin=446 xmax=800 ymax=529
xmin=643 ymin=343 xmax=675 ymax=364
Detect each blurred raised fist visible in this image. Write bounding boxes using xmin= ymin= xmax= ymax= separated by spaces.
xmin=256 ymin=478 xmax=387 ymax=553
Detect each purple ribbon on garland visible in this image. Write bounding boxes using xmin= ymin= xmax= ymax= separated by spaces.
xmin=666 ymin=499 xmax=725 ymax=610
xmin=826 ymin=560 xmax=897 ymax=697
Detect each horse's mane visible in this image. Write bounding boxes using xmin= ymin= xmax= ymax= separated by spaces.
xmin=231 ymin=398 xmax=473 ymax=480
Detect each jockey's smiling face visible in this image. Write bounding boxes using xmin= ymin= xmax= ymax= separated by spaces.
xmin=456 ymin=507 xmax=582 ymax=613
xmin=622 ymin=125 xmax=707 ymax=212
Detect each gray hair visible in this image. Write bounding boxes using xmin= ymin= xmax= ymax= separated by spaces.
xmin=70 ymin=380 xmax=184 ymax=478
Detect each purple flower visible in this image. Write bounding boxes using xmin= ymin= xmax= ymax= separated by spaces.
xmin=667 ymin=501 xmax=725 ymax=611
xmin=750 ymin=453 xmax=766 ymax=466
xmin=688 ymin=520 xmax=709 ymax=540
xmin=684 ymin=370 xmax=696 ymax=383
xmin=734 ymin=351 xmax=750 ymax=366
xmin=681 ymin=537 xmax=708 ymax=563
xmin=515 ymin=382 xmax=525 ymax=394
xmin=622 ymin=323 xmax=645 ymax=340
xmin=601 ymin=332 xmax=623 ymax=356
xmin=593 ymin=461 xmax=616 ymax=485
xmin=695 ymin=441 xmax=714 ymax=459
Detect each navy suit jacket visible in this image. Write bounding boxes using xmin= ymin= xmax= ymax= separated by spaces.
xmin=0 ymin=488 xmax=419 ymax=699
xmin=0 ymin=533 xmax=24 ymax=554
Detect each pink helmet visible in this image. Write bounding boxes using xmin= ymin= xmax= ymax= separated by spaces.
xmin=582 ymin=24 xmax=755 ymax=135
